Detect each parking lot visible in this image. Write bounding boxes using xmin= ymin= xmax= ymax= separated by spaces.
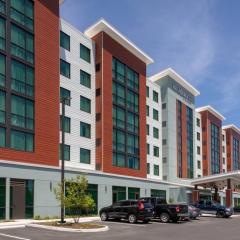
xmin=0 ymin=216 xmax=240 ymax=240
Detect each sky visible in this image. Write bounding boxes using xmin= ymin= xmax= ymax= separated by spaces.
xmin=60 ymin=0 xmax=240 ymax=127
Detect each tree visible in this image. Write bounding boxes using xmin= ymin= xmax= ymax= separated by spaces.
xmin=54 ymin=175 xmax=95 ymax=223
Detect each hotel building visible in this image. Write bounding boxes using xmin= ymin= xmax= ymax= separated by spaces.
xmin=0 ymin=0 xmax=239 ymax=220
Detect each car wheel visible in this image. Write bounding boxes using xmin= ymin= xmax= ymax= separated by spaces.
xmin=216 ymin=211 xmax=225 ymax=218
xmin=160 ymin=212 xmax=170 ymax=223
xmin=100 ymin=212 xmax=108 ymax=221
xmin=128 ymin=214 xmax=137 ymax=224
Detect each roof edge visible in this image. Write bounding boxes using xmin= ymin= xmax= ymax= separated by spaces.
xmin=223 ymin=124 xmax=240 ymax=135
xmin=84 ymin=18 xmax=154 ymax=65
xmin=196 ymin=105 xmax=226 ymax=121
xmin=149 ymin=68 xmax=200 ymax=96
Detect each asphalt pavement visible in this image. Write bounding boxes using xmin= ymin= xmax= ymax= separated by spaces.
xmin=0 ymin=216 xmax=239 ymax=240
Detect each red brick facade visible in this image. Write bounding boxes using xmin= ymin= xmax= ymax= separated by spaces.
xmin=200 ymin=110 xmax=223 ymax=176
xmin=176 ymin=101 xmax=188 ymax=178
xmin=0 ymin=0 xmax=60 ymax=166
xmin=93 ymin=32 xmax=147 ymax=178
xmin=225 ymin=128 xmax=240 ymax=171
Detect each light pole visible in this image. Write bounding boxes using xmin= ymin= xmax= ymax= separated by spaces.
xmin=60 ymin=96 xmax=71 ymax=224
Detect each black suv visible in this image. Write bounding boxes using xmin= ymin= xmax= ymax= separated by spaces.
xmin=99 ymin=200 xmax=153 ymax=224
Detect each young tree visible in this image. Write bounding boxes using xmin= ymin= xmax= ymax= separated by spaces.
xmin=54 ymin=175 xmax=95 ymax=223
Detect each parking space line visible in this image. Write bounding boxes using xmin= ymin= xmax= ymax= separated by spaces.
xmin=0 ymin=233 xmax=31 ymax=240
xmin=105 ymin=221 xmax=147 ymax=227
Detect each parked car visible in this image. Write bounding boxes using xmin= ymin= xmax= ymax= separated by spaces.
xmin=194 ymin=200 xmax=233 ymax=218
xmin=188 ymin=205 xmax=201 ymax=220
xmin=233 ymin=206 xmax=240 ymax=212
xmin=99 ymin=199 xmax=153 ymax=224
xmin=139 ymin=197 xmax=189 ymax=223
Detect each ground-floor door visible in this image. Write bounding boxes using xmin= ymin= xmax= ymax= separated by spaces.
xmin=10 ymin=179 xmax=34 ymax=219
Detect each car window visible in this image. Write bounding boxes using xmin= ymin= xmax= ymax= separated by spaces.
xmin=157 ymin=198 xmax=166 ymax=204
xmin=121 ymin=201 xmax=131 ymax=206
xmin=130 ymin=201 xmax=138 ymax=206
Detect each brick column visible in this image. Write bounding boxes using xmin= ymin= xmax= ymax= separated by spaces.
xmin=192 ymin=186 xmax=200 ymax=204
xmin=226 ymin=179 xmax=232 ymax=207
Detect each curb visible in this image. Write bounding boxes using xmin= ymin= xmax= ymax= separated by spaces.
xmin=0 ymin=225 xmax=26 ymax=230
xmin=26 ymin=223 xmax=109 ymax=233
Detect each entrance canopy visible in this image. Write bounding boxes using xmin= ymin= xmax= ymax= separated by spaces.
xmin=191 ymin=171 xmax=240 ymax=191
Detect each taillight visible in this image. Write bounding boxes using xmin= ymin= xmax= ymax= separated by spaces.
xmin=138 ymin=201 xmax=144 ymax=211
xmin=175 ymin=206 xmax=180 ymax=213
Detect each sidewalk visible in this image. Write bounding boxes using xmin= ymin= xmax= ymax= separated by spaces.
xmin=0 ymin=216 xmax=100 ymax=230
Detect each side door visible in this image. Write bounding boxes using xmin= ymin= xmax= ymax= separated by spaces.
xmin=109 ymin=202 xmax=122 ymax=218
xmin=120 ymin=201 xmax=131 ymax=219
xmin=205 ymin=201 xmax=216 ymax=215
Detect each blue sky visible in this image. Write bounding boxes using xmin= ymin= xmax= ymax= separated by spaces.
xmin=60 ymin=0 xmax=240 ymax=127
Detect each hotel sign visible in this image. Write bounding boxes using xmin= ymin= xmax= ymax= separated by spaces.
xmin=172 ymin=83 xmax=193 ymax=104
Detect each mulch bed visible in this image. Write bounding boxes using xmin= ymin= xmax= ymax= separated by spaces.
xmin=38 ymin=222 xmax=105 ymax=229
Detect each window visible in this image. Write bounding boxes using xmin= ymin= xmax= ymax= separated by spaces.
xmin=80 ymin=44 xmax=90 ymax=63
xmin=60 ymin=87 xmax=71 ymax=106
xmin=146 ymin=105 xmax=149 ymax=117
xmin=147 ymin=163 xmax=150 ymax=174
xmin=113 ymin=106 xmax=125 ymax=130
xmin=80 ymin=148 xmax=91 ymax=164
xmin=112 ymin=57 xmax=140 ymax=170
xmin=153 ymin=127 xmax=159 ymax=139
xmin=186 ymin=107 xmax=193 ymax=178
xmin=162 ymin=139 xmax=167 ymax=145
xmin=0 ymin=17 xmax=5 ymax=51
xmin=60 ymin=31 xmax=70 ymax=51
xmin=127 ymin=68 xmax=139 ymax=90
xmin=96 ymin=88 xmax=101 ymax=96
xmin=211 ymin=123 xmax=220 ymax=174
xmin=59 ymin=144 xmax=70 ymax=161
xmin=112 ymin=82 xmax=125 ymax=106
xmin=96 ymin=113 xmax=101 ymax=121
xmin=60 ymin=116 xmax=70 ymax=133
xmin=11 ymin=130 xmax=34 ymax=152
xmin=11 ymin=24 xmax=34 ymax=64
xmin=153 ymin=109 xmax=159 ymax=121
xmin=163 ymin=157 xmax=167 ymax=163
xmin=197 ymin=146 xmax=201 ymax=155
xmin=146 ymin=124 xmax=149 ymax=135
xmin=196 ymin=118 xmax=200 ymax=127
xmin=147 ymin=143 xmax=150 ymax=155
xmin=11 ymin=95 xmax=34 ymax=130
xmin=153 ymin=91 xmax=158 ymax=103
xmin=197 ymin=160 xmax=201 ymax=169
xmin=11 ymin=60 xmax=34 ymax=97
xmin=127 ymin=90 xmax=139 ymax=113
xmin=80 ymin=121 xmax=91 ymax=138
xmin=80 ymin=70 xmax=91 ymax=88
xmin=222 ymin=134 xmax=225 ymax=141
xmin=222 ymin=157 xmax=225 ymax=165
xmin=197 ymin=132 xmax=200 ymax=141
xmin=153 ymin=146 xmax=159 ymax=157
xmin=80 ymin=96 xmax=91 ymax=113
xmin=10 ymin=0 xmax=34 ymax=31
xmin=222 ymin=146 xmax=225 ymax=153
xmin=154 ymin=165 xmax=159 ymax=176
xmin=0 ymin=90 xmax=5 ymax=124
xmin=60 ymin=59 xmax=70 ymax=78
xmin=96 ymin=63 xmax=100 ymax=72
xmin=223 ymin=169 xmax=225 ymax=173
xmin=0 ymin=0 xmax=5 ymax=14
xmin=0 ymin=127 xmax=5 ymax=147
xmin=162 ymin=121 xmax=167 ymax=127
xmin=162 ymin=103 xmax=166 ymax=109
xmin=146 ymin=86 xmax=149 ymax=97
xmin=0 ymin=54 xmax=5 ymax=87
